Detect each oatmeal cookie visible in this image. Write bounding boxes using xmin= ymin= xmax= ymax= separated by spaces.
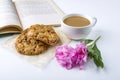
xmin=27 ymin=24 xmax=60 ymax=46
xmin=15 ymin=29 xmax=47 ymax=55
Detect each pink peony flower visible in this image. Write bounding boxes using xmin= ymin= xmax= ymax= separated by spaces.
xmin=55 ymin=43 xmax=88 ymax=70
xmin=55 ymin=45 xmax=76 ymax=69
xmin=75 ymin=43 xmax=88 ymax=69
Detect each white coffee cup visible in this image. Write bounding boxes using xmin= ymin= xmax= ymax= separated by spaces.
xmin=61 ymin=14 xmax=97 ymax=40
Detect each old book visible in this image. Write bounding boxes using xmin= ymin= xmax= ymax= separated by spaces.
xmin=0 ymin=0 xmax=64 ymax=34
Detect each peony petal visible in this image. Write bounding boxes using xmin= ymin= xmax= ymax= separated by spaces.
xmin=55 ymin=43 xmax=88 ymax=70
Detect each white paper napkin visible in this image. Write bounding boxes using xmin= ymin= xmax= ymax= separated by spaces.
xmin=3 ymin=28 xmax=71 ymax=69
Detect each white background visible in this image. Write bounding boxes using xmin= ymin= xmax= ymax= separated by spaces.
xmin=0 ymin=0 xmax=120 ymax=80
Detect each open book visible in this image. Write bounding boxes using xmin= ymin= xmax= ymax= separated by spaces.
xmin=0 ymin=0 xmax=64 ymax=34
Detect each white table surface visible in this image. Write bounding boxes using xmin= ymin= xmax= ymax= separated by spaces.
xmin=0 ymin=0 xmax=120 ymax=80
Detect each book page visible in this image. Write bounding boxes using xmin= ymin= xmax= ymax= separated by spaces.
xmin=0 ymin=0 xmax=22 ymax=34
xmin=14 ymin=0 xmax=64 ymax=29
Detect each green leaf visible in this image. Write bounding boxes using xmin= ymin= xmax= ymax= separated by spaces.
xmin=92 ymin=36 xmax=101 ymax=47
xmin=80 ymin=39 xmax=93 ymax=44
xmin=87 ymin=47 xmax=94 ymax=58
xmin=84 ymin=39 xmax=93 ymax=44
xmin=87 ymin=46 xmax=94 ymax=54
xmin=93 ymin=56 xmax=100 ymax=67
xmin=93 ymin=56 xmax=104 ymax=68
xmin=87 ymin=36 xmax=104 ymax=68
xmin=98 ymin=58 xmax=104 ymax=68
xmin=92 ymin=44 xmax=102 ymax=59
xmin=0 ymin=33 xmax=13 ymax=38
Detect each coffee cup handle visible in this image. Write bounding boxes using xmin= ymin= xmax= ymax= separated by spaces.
xmin=92 ymin=17 xmax=97 ymax=27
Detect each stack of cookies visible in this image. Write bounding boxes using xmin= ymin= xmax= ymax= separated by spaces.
xmin=15 ymin=24 xmax=60 ymax=55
